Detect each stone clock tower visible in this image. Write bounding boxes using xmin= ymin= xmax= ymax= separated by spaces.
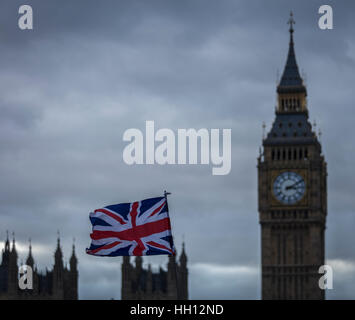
xmin=258 ymin=14 xmax=327 ymax=300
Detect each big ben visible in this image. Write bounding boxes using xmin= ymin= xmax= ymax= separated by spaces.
xmin=258 ymin=13 xmax=327 ymax=300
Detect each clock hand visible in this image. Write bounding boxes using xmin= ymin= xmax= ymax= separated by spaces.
xmin=286 ymin=180 xmax=303 ymax=190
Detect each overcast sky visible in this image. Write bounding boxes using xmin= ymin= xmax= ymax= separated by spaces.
xmin=0 ymin=0 xmax=354 ymax=299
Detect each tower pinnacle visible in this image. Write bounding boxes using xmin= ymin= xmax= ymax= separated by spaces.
xmin=70 ymin=237 xmax=77 ymax=269
xmin=5 ymin=230 xmax=10 ymax=251
xmin=26 ymin=238 xmax=34 ymax=267
xmin=275 ymin=12 xmax=308 ymax=114
xmin=54 ymin=231 xmax=63 ymax=267
xmin=288 ymin=11 xmax=295 ymax=35
xmin=11 ymin=232 xmax=16 ymax=253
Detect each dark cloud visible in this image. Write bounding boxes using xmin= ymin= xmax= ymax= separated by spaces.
xmin=0 ymin=0 xmax=354 ymax=299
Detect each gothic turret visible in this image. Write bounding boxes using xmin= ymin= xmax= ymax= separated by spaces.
xmin=179 ymin=242 xmax=187 ymax=266
xmin=121 ymin=256 xmax=132 ymax=299
xmin=54 ymin=235 xmax=63 ymax=268
xmin=178 ymin=242 xmax=188 ymax=300
xmin=167 ymin=253 xmax=178 ymax=299
xmin=1 ymin=231 xmax=10 ymax=267
xmin=26 ymin=239 xmax=34 ymax=268
xmin=8 ymin=233 xmax=18 ymax=295
xmin=53 ymin=233 xmax=64 ymax=298
xmin=66 ymin=240 xmax=78 ymax=300
xmin=69 ymin=241 xmax=77 ymax=272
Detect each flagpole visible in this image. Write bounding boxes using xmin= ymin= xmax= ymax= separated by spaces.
xmin=164 ymin=190 xmax=180 ymax=300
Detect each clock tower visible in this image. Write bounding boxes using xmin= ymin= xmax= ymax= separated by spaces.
xmin=258 ymin=14 xmax=327 ymax=300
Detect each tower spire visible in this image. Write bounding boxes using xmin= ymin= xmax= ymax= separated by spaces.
xmin=180 ymin=241 xmax=187 ymax=265
xmin=54 ymin=230 xmax=63 ymax=267
xmin=70 ymin=237 xmax=77 ymax=268
xmin=11 ymin=231 xmax=16 ymax=252
xmin=5 ymin=230 xmax=10 ymax=251
xmin=26 ymin=238 xmax=34 ymax=267
xmin=278 ymin=11 xmax=304 ymax=90
xmin=275 ymin=12 xmax=308 ymax=115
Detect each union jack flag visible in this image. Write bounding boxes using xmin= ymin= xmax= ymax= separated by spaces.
xmin=86 ymin=196 xmax=176 ymax=256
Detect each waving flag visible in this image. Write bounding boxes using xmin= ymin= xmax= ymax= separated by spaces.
xmin=86 ymin=196 xmax=176 ymax=256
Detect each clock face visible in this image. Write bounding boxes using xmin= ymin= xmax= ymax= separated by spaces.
xmin=273 ymin=171 xmax=306 ymax=205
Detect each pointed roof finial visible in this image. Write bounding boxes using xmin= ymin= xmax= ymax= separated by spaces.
xmin=11 ymin=232 xmax=17 ymax=254
xmin=262 ymin=121 xmax=266 ymax=140
xmin=26 ymin=238 xmax=34 ymax=266
xmin=288 ymin=11 xmax=295 ymax=35
xmin=55 ymin=230 xmax=62 ymax=256
xmin=180 ymin=240 xmax=187 ymax=264
xmin=72 ymin=237 xmax=76 ymax=256
xmin=4 ymin=230 xmax=10 ymax=251
xmin=70 ymin=237 xmax=77 ymax=266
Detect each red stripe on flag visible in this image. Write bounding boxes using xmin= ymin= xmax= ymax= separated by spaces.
xmin=88 ymin=241 xmax=122 ymax=254
xmin=147 ymin=240 xmax=174 ymax=255
xmin=130 ymin=202 xmax=139 ymax=227
xmin=148 ymin=200 xmax=166 ymax=218
xmin=94 ymin=208 xmax=127 ymax=225
xmin=90 ymin=217 xmax=171 ymax=241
